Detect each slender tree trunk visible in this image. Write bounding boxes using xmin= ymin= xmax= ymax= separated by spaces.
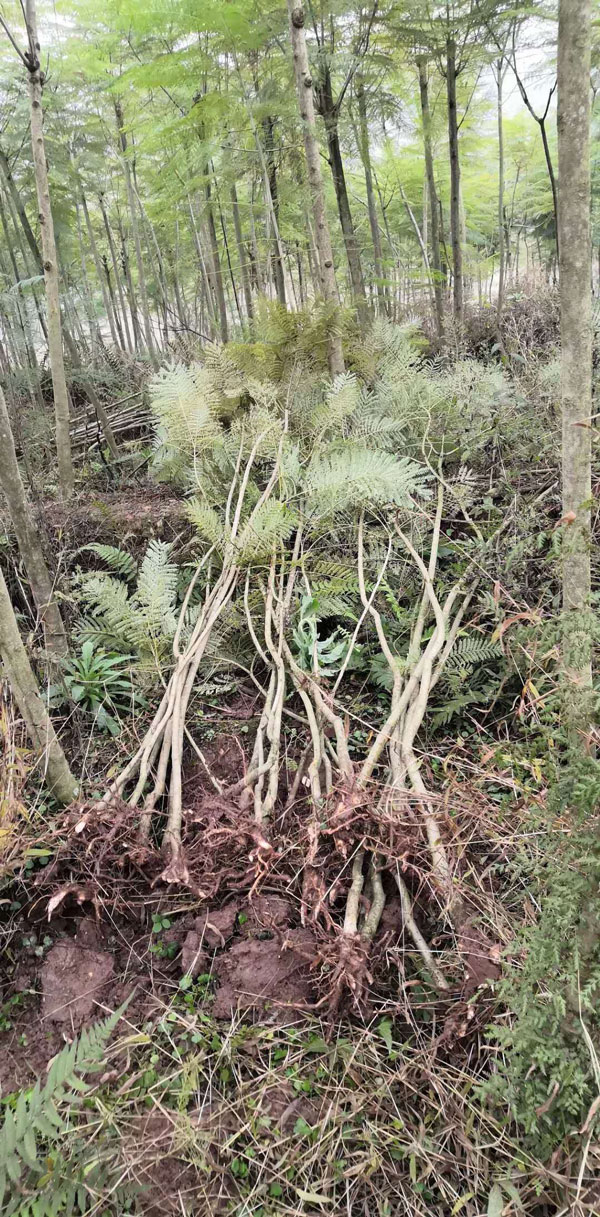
xmin=355 ymin=75 xmax=387 ymax=316
xmin=0 ymin=157 xmax=50 ymax=361
xmin=118 ymin=218 xmax=142 ymax=349
xmin=540 ymin=117 xmax=559 ymax=257
xmin=75 ymin=202 xmax=101 ymax=354
xmin=134 ymin=187 xmax=171 ymax=341
xmin=0 ymin=190 xmax=43 ymax=398
xmin=0 ymin=386 xmax=68 ymax=657
xmin=287 ymin=1 xmax=344 ymax=376
xmin=102 ymin=255 xmax=126 ymax=349
xmin=496 ymin=60 xmax=506 ymax=328
xmin=99 ymin=194 xmax=134 ymax=353
xmin=24 ymin=0 xmax=74 ymax=498
xmin=114 ymin=99 xmax=157 ymax=365
xmin=558 ymin=0 xmax=593 ymax=733
xmin=418 ymin=59 xmax=444 ymax=338
xmin=205 ymin=175 xmax=229 ymax=343
xmin=0 ymin=145 xmax=42 ymax=272
xmin=0 ymin=562 xmax=77 ymax=803
xmin=446 ymin=38 xmax=464 ymax=323
xmin=212 ymin=178 xmax=242 ymax=328
xmin=187 ymin=192 xmax=219 ymax=338
xmin=81 ymin=191 xmax=119 ymax=349
xmin=230 ymin=183 xmax=254 ymax=322
xmin=317 ymin=66 xmax=367 ymax=326
xmin=262 ymin=116 xmax=287 ymax=307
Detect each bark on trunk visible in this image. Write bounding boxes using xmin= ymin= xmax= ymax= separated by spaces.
xmin=496 ymin=59 xmax=506 ymax=325
xmin=446 ymin=38 xmax=464 ymax=323
xmin=230 ymin=183 xmax=254 ymax=322
xmin=0 ymin=561 xmax=77 ymax=804
xmin=262 ymin=116 xmax=287 ymax=307
xmin=114 ymin=99 xmax=157 ymax=364
xmin=418 ymin=59 xmax=444 ymax=338
xmin=355 ymin=75 xmax=387 ymax=316
xmin=558 ymin=0 xmax=593 ymax=733
xmin=205 ymin=174 xmax=229 ymax=343
xmin=287 ymin=1 xmax=344 ymax=376
xmin=0 ymin=386 xmax=68 ymax=657
xmin=24 ymin=0 xmax=74 ymax=498
xmin=99 ymin=194 xmax=134 ymax=353
xmin=317 ymin=65 xmax=367 ymax=326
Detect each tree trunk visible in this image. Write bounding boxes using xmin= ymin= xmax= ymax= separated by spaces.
xmin=558 ymin=0 xmax=593 ymax=734
xmin=262 ymin=116 xmax=287 ymax=307
xmin=80 ymin=189 xmax=119 ymax=350
xmin=287 ymin=1 xmax=344 ymax=376
xmin=540 ymin=117 xmax=559 ymax=258
xmin=445 ymin=38 xmax=464 ymax=323
xmin=118 ymin=218 xmax=143 ymax=349
xmin=0 ymin=386 xmax=68 ymax=657
xmin=355 ymin=74 xmax=387 ymax=316
xmin=187 ymin=192 xmax=219 ymax=339
xmin=0 ymin=189 xmax=43 ymax=399
xmin=0 ymin=561 xmax=77 ymax=804
xmin=114 ymin=99 xmax=157 ymax=365
xmin=496 ymin=60 xmax=506 ymax=325
xmin=418 ymin=59 xmax=444 ymax=338
xmin=205 ymin=175 xmax=229 ymax=343
xmin=230 ymin=183 xmax=254 ymax=322
xmin=0 ymin=144 xmax=42 ymax=272
xmin=318 ymin=65 xmax=367 ymax=326
xmin=99 ymin=194 xmax=134 ymax=353
xmin=24 ymin=0 xmax=74 ymax=499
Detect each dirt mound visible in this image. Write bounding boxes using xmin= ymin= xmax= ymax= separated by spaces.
xmin=180 ymin=903 xmax=238 ymax=977
xmin=42 ymin=487 xmax=189 ymax=548
xmin=212 ymin=928 xmax=317 ymax=1018
xmin=41 ymin=918 xmax=114 ymax=1027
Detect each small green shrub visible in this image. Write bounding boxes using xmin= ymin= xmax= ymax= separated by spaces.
xmin=52 ymin=640 xmax=138 ymax=734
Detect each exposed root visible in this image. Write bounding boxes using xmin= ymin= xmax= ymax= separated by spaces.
xmin=395 ymin=868 xmax=450 ymax=992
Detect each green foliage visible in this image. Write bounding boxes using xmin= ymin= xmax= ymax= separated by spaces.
xmin=293 ymin=594 xmax=350 ymax=678
xmin=445 ymin=633 xmax=501 ymax=677
xmin=80 ymin=544 xmax=137 ymax=580
xmin=74 ymin=539 xmax=179 ymax=671
xmin=305 ymin=447 xmax=430 ymax=515
xmin=52 ymin=640 xmax=137 ymax=735
xmin=489 ymin=759 xmax=600 ymax=1158
xmin=0 ymin=1005 xmax=132 ymax=1215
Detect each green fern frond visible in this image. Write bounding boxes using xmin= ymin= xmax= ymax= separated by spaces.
xmin=349 ymin=410 xmax=408 ymax=449
xmin=310 ymin=372 xmax=360 ymax=437
xmin=133 ymin=540 xmax=179 ymax=640
xmin=431 ymin=689 xmax=486 ymax=727
xmin=186 ymin=499 xmax=226 ymax=548
xmin=236 ymin=501 xmax=298 ymax=562
xmin=80 ymin=544 xmax=137 ymax=580
xmin=306 ymin=446 xmax=430 ymax=514
xmin=149 ymin=362 xmax=225 ymax=481
xmin=445 ymin=634 xmax=501 ymax=674
xmin=0 ymin=1005 xmax=126 ymax=1215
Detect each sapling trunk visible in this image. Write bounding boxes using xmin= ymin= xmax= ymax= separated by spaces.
xmin=0 ymin=564 xmax=77 ymax=804
xmin=0 ymin=386 xmax=68 ymax=658
xmin=287 ymin=0 xmax=344 ymax=376
xmin=24 ymin=0 xmax=74 ymax=499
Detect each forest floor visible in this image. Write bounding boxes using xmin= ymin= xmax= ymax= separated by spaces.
xmin=0 ymin=566 xmax=581 ymax=1215
xmin=2 ymin=301 xmax=598 ymax=1214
